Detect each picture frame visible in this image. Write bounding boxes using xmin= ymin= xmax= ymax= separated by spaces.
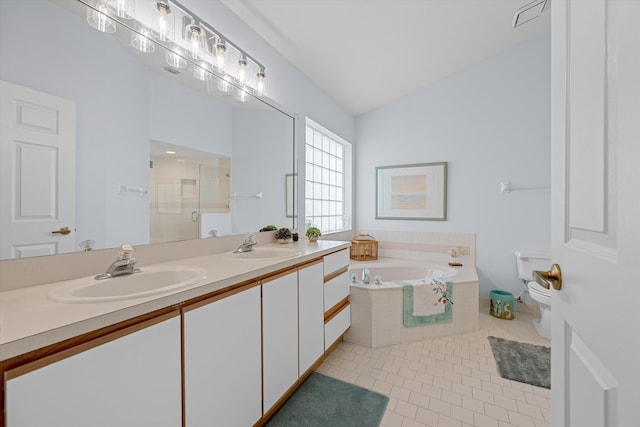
xmin=286 ymin=173 xmax=297 ymax=218
xmin=375 ymin=162 xmax=447 ymax=221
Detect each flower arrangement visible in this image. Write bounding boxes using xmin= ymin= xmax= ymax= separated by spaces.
xmin=305 ymin=226 xmax=321 ymax=242
xmin=274 ymin=227 xmax=292 ymax=242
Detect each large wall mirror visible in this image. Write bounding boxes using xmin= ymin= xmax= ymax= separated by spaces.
xmin=0 ymin=0 xmax=296 ymax=261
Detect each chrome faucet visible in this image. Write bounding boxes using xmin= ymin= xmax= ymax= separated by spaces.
xmin=234 ymin=234 xmax=258 ymax=253
xmin=95 ymin=244 xmax=141 ymax=280
xmin=362 ymin=268 xmax=371 ymax=285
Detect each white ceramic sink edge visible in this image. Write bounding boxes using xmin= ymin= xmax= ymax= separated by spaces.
xmin=49 ymin=265 xmax=208 ymax=304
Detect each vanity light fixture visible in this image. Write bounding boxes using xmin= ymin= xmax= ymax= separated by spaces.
xmin=184 ymin=20 xmax=206 ymax=60
xmin=153 ymin=1 xmax=174 ymax=42
xmin=82 ymin=0 xmax=268 ymax=97
xmin=214 ymin=38 xmax=228 ymax=73
xmin=237 ymin=54 xmax=248 ymax=85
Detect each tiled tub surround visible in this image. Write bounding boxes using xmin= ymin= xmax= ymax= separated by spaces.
xmin=345 ymin=258 xmax=479 ymax=348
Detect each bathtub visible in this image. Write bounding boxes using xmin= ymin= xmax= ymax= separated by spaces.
xmin=348 ymin=262 xmax=458 ymax=289
xmin=344 ymin=259 xmax=479 ymax=348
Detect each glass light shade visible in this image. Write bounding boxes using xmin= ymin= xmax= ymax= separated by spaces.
xmin=237 ymin=56 xmax=248 ymax=85
xmin=216 ymin=74 xmax=234 ymax=94
xmin=131 ymin=28 xmax=155 ymax=53
xmin=86 ymin=3 xmax=116 ymax=34
xmin=184 ymin=23 xmax=207 ymax=60
xmin=192 ymin=63 xmax=212 ymax=81
xmin=166 ymin=47 xmax=187 ymax=69
xmin=112 ymin=0 xmax=135 ymax=19
xmin=256 ymin=71 xmax=266 ymax=96
xmin=215 ymin=40 xmax=227 ymax=73
xmin=153 ymin=1 xmax=174 ymax=42
xmin=235 ymin=86 xmax=250 ymax=103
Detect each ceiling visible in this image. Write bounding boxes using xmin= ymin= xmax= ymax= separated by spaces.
xmin=220 ymin=0 xmax=550 ymax=116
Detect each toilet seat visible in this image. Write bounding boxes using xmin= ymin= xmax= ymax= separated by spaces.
xmin=527 ymin=280 xmax=551 ymax=305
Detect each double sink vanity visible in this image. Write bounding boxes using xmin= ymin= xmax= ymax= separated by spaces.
xmin=0 ymin=240 xmax=351 ymax=426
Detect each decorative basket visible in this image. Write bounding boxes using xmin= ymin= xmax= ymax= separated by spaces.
xmin=350 ymin=234 xmax=378 ymax=261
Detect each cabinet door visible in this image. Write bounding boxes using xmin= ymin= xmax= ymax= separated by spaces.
xmin=5 ymin=314 xmax=181 ymax=427
xmin=298 ymin=261 xmax=325 ymax=376
xmin=183 ymin=284 xmax=262 ymax=427
xmin=262 ymin=271 xmax=298 ymax=413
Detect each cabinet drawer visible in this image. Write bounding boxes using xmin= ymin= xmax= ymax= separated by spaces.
xmin=324 ymin=271 xmax=349 ymax=312
xmin=324 ymin=249 xmax=349 ymax=277
xmin=324 ymin=304 xmax=350 ymax=351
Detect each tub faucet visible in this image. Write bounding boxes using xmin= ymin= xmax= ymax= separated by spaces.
xmin=95 ymin=244 xmax=141 ymax=280
xmin=234 ymin=234 xmax=258 ymax=253
xmin=362 ymin=268 xmax=371 ymax=285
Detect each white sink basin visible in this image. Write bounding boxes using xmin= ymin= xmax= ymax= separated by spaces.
xmin=49 ymin=265 xmax=207 ymax=303
xmin=223 ymin=246 xmax=300 ymax=261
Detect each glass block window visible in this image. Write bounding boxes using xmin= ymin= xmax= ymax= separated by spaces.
xmin=305 ymin=118 xmax=352 ymax=234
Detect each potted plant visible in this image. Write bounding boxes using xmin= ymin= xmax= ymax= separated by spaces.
xmin=274 ymin=227 xmax=292 ymax=243
xmin=305 ymin=226 xmax=321 ymax=242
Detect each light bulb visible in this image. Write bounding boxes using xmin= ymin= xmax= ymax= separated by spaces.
xmin=131 ymin=27 xmax=155 ymax=53
xmin=166 ymin=47 xmax=187 ymax=69
xmin=86 ymin=3 xmax=116 ymax=34
xmin=154 ymin=1 xmax=173 ymax=42
xmin=184 ymin=23 xmax=206 ymax=60
xmin=237 ymin=55 xmax=247 ymax=85
xmin=256 ymin=70 xmax=266 ymax=96
xmin=113 ymin=0 xmax=134 ymax=19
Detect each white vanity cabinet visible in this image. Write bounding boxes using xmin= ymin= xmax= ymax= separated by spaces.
xmin=297 ymin=260 xmax=325 ymax=376
xmin=262 ymin=270 xmax=299 ymax=413
xmin=182 ymin=283 xmax=262 ymax=427
xmin=4 ymin=313 xmax=182 ymax=427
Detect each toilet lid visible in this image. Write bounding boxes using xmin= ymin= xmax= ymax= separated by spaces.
xmin=528 ymin=280 xmax=551 ymax=296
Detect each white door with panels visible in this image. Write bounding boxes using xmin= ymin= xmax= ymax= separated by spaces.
xmin=0 ymin=80 xmax=76 ymax=259
xmin=549 ymin=0 xmax=639 ymax=425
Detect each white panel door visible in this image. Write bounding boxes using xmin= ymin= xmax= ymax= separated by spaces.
xmin=0 ymin=80 xmax=76 ymax=259
xmin=5 ymin=314 xmax=182 ymax=427
xmin=298 ymin=261 xmax=325 ymax=376
xmin=550 ymin=1 xmax=640 ymax=425
xmin=183 ymin=285 xmax=262 ymax=427
xmin=262 ymin=271 xmax=299 ymax=413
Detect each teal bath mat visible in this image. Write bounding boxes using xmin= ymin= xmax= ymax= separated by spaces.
xmin=267 ymin=373 xmax=389 ymax=427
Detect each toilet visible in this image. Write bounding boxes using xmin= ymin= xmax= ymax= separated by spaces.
xmin=515 ymin=250 xmax=552 ymax=339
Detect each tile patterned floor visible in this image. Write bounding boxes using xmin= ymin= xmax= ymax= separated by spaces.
xmin=316 ymin=309 xmax=551 ymax=427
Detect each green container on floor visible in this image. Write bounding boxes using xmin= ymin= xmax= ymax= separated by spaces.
xmin=490 ymin=290 xmax=514 ymax=320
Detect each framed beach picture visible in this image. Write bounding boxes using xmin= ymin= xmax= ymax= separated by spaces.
xmin=375 ymin=162 xmax=447 ymax=221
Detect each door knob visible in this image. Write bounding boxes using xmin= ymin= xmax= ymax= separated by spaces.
xmin=51 ymin=226 xmax=71 ymax=235
xmin=533 ymin=264 xmax=562 ymax=290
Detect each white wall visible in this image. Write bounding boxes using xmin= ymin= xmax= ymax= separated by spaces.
xmin=355 ymin=34 xmax=551 ymax=298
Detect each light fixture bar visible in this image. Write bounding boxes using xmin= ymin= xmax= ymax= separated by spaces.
xmin=168 ymin=0 xmax=265 ymax=71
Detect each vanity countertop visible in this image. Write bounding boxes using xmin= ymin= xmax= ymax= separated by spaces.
xmin=0 ymin=240 xmax=350 ymax=361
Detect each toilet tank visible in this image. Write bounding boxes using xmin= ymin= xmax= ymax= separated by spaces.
xmin=515 ymin=251 xmax=551 ymax=281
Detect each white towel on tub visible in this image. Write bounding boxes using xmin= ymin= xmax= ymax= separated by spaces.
xmin=407 ymin=279 xmax=446 ymax=316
